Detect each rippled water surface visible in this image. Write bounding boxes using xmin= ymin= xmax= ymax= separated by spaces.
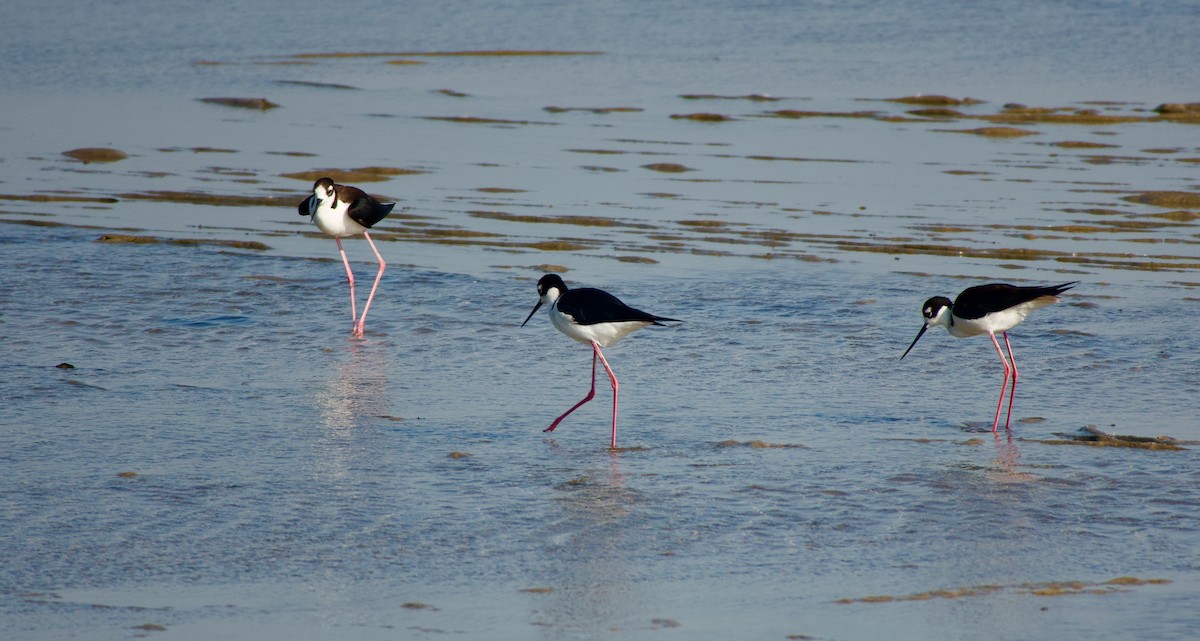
xmin=3 ymin=1 xmax=1200 ymax=640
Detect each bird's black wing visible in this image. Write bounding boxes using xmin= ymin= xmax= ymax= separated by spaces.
xmin=346 ymin=197 xmax=395 ymax=228
xmin=953 ymin=282 xmax=1076 ymax=319
xmin=559 ymin=288 xmax=680 ymax=326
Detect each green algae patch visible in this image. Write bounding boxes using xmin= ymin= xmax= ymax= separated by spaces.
xmin=526 ymin=240 xmax=593 ymax=251
xmin=544 ymin=106 xmax=643 ymax=114
xmin=764 ymin=109 xmax=881 ymax=119
xmin=949 ymin=126 xmax=1039 ymax=138
xmin=986 ymin=109 xmax=1140 ymax=125
xmin=63 ymin=148 xmax=128 ymax=164
xmin=715 ymin=440 xmax=807 ymax=449
xmin=421 ymin=115 xmax=558 ymax=126
xmin=1152 ymin=102 xmax=1200 ymax=122
xmin=907 ymin=108 xmax=966 ymax=118
xmin=1028 ymin=426 xmax=1187 ymax=451
xmin=642 ymin=163 xmax=694 ymax=173
xmin=468 ymin=210 xmax=647 ymax=228
xmin=198 ymin=97 xmax=280 ymax=110
xmin=567 ymin=148 xmax=628 ymax=155
xmin=1047 ymin=140 xmax=1120 ymax=149
xmin=116 ymin=191 xmax=297 ymax=207
xmin=1122 ymin=191 xmax=1200 ymax=209
xmin=680 ymin=93 xmax=782 ymax=102
xmin=290 ymin=50 xmax=603 ymax=59
xmin=670 ymin=112 xmax=735 ymax=122
xmin=836 ymin=577 xmax=1171 ymax=604
xmin=886 ymin=95 xmax=983 ymax=106
xmin=276 ymin=79 xmax=357 ymax=90
xmin=281 ymin=167 xmax=424 ymax=183
xmin=0 ymin=193 xmax=119 ymax=204
xmin=1146 ymin=210 xmax=1200 ymax=222
xmin=97 ymin=234 xmax=271 ymax=251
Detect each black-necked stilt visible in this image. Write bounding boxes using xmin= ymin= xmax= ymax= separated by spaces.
xmin=298 ymin=177 xmax=394 ymax=337
xmin=901 ymin=281 xmax=1077 ymax=432
xmin=521 ymin=274 xmax=681 ymax=448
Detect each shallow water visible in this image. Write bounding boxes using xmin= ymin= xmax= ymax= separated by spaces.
xmin=3 ymin=1 xmax=1200 ymax=640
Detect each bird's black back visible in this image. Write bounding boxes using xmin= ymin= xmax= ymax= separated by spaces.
xmin=557 ymin=288 xmax=680 ymax=326
xmin=952 ymin=282 xmax=1076 ymax=319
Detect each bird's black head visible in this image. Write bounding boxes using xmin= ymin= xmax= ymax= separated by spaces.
xmin=313 ymin=177 xmax=335 ymax=199
xmin=922 ymin=296 xmax=953 ymax=321
xmin=299 ymin=177 xmax=336 ymax=216
xmin=522 ymin=274 xmax=569 ymax=327
xmin=537 ymin=273 xmax=568 ymax=297
xmin=901 ymin=295 xmax=953 ymax=360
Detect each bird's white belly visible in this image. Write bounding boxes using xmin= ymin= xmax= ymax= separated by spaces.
xmin=312 ymin=203 xmax=367 ymax=238
xmin=550 ymin=307 xmax=650 ymax=348
xmin=949 ymin=300 xmax=1051 ymax=337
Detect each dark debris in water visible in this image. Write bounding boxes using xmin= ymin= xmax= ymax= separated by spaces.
xmin=400 ymin=602 xmax=439 ymax=611
xmin=198 ymin=97 xmax=280 ymax=110
xmin=670 ymin=112 xmax=735 ymax=122
xmin=1028 ymin=426 xmax=1188 ymax=450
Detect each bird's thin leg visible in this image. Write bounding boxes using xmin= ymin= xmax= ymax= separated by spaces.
xmin=545 ymin=346 xmax=598 ymax=433
xmin=335 ymin=238 xmax=358 ymax=328
xmin=1003 ymin=332 xmax=1018 ymax=430
xmin=593 ymin=342 xmax=619 ymax=449
xmin=353 ymin=231 xmax=386 ymax=338
xmin=989 ymin=332 xmax=1013 ymax=432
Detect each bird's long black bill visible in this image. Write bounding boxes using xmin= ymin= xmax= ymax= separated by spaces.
xmin=297 ymin=196 xmax=314 ymax=216
xmin=900 ymin=324 xmax=928 ymax=360
xmin=521 ymin=300 xmax=543 ymax=327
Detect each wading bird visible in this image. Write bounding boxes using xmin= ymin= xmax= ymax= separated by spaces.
xmin=522 ymin=274 xmax=681 ymax=448
xmin=298 ymin=177 xmax=393 ymax=337
xmin=901 ymin=282 xmax=1076 ymax=431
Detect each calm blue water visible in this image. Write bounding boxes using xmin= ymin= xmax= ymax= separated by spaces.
xmin=3 ymin=1 xmax=1200 ymax=640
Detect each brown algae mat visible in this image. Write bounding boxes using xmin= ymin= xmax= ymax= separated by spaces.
xmin=836 ymin=577 xmax=1171 ymax=604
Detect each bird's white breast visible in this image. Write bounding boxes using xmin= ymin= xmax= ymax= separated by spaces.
xmin=311 ymin=198 xmax=367 ymax=238
xmin=550 ymin=305 xmax=651 ymax=348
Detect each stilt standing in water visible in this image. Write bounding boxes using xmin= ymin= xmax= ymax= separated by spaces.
xmin=522 ymin=274 xmax=681 ymax=448
xmin=298 ymin=178 xmax=394 ymax=337
xmin=901 ymin=281 xmax=1076 ymax=431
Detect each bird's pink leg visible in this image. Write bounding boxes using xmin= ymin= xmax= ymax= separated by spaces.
xmin=545 ymin=346 xmax=598 ymax=433
xmin=989 ymin=332 xmax=1014 ymax=432
xmin=335 ymin=238 xmax=358 ymax=329
xmin=353 ymin=232 xmax=386 ymax=338
xmin=593 ymin=343 xmax=619 ymax=449
xmin=1003 ymin=332 xmax=1018 ymax=430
